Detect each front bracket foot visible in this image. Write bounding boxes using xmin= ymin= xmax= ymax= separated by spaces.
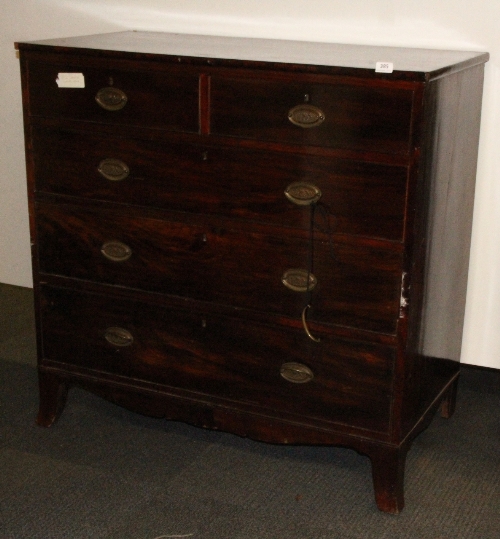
xmin=369 ymin=444 xmax=408 ymax=514
xmin=36 ymin=370 xmax=69 ymax=427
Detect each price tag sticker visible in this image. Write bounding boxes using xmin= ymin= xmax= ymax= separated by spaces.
xmin=375 ymin=62 xmax=394 ymax=73
xmin=56 ymin=73 xmax=85 ymax=88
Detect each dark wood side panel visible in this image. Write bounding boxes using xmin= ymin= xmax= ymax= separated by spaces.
xmin=418 ymin=63 xmax=486 ymax=362
xmin=399 ymin=64 xmax=486 ymax=437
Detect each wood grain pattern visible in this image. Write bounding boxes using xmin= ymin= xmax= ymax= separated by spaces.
xmin=36 ymin=202 xmax=403 ymax=333
xmin=39 ymin=285 xmax=395 ymax=433
xmin=32 ymin=127 xmax=408 ymax=240
xmin=17 ymin=32 xmax=488 ymax=513
xmin=26 ymin=57 xmax=199 ymax=132
xmin=210 ymin=75 xmax=415 ymax=155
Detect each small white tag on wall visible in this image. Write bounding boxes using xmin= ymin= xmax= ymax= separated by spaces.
xmin=56 ymin=73 xmax=85 ymax=88
xmin=375 ymin=62 xmax=394 ymax=73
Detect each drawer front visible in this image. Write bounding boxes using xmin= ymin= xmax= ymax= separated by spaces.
xmin=32 ymin=128 xmax=407 ymax=241
xmin=37 ymin=203 xmax=403 ymax=333
xmin=40 ymin=285 xmax=395 ymax=433
xmin=210 ymin=76 xmax=414 ymax=155
xmin=25 ymin=59 xmax=199 ymax=132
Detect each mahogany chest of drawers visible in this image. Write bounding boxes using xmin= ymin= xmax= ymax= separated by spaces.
xmin=16 ymin=32 xmax=488 ymax=513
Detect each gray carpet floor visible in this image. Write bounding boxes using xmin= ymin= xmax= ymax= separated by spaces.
xmin=0 ymin=283 xmax=499 ymax=538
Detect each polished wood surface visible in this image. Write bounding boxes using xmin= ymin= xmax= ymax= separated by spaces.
xmin=17 ymin=32 xmax=488 ymax=514
xmin=26 ymin=55 xmax=200 ymax=132
xmin=210 ymin=75 xmax=414 ymax=154
xmin=32 ymin=127 xmax=408 ymax=239
xmin=39 ymin=284 xmax=395 ymax=433
xmin=17 ymin=31 xmax=488 ymax=80
xmin=36 ymin=202 xmax=403 ymax=332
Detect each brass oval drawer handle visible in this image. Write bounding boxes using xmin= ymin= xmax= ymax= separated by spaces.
xmin=280 ymin=362 xmax=314 ymax=384
xmin=284 ymin=182 xmax=322 ymax=206
xmin=98 ymin=158 xmax=130 ymax=181
xmin=104 ymin=326 xmax=134 ymax=347
xmin=302 ymin=304 xmax=321 ymax=343
xmin=101 ymin=241 xmax=132 ymax=262
xmin=95 ymin=87 xmax=128 ymax=111
xmin=282 ymin=268 xmax=317 ymax=292
xmin=288 ymin=104 xmax=325 ymax=128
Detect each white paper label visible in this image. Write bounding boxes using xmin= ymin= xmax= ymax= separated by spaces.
xmin=375 ymin=62 xmax=394 ymax=73
xmin=56 ymin=73 xmax=85 ymax=88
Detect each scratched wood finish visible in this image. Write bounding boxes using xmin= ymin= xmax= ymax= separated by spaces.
xmin=17 ymin=32 xmax=488 ymax=513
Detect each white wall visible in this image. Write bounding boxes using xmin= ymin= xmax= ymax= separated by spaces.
xmin=1 ymin=0 xmax=499 ymax=369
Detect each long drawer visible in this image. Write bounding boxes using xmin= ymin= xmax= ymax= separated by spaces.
xmin=39 ymin=285 xmax=395 ymax=433
xmin=210 ymin=75 xmax=415 ymax=155
xmin=32 ymin=128 xmax=408 ymax=240
xmin=25 ymin=58 xmax=199 ymax=132
xmin=36 ymin=203 xmax=403 ymax=334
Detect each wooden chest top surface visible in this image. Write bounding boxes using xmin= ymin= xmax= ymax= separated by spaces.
xmin=16 ymin=31 xmax=489 ymax=81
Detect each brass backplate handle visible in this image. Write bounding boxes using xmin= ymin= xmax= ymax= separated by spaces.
xmin=104 ymin=326 xmax=134 ymax=347
xmin=282 ymin=269 xmax=317 ymax=293
xmin=280 ymin=362 xmax=314 ymax=384
xmin=95 ymin=87 xmax=128 ymax=111
xmin=98 ymin=158 xmax=130 ymax=181
xmin=288 ymin=104 xmax=325 ymax=128
xmin=302 ymin=304 xmax=321 ymax=342
xmin=285 ymin=182 xmax=322 ymax=206
xmin=101 ymin=241 xmax=132 ymax=262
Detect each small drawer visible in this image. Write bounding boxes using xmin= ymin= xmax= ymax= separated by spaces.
xmin=39 ymin=285 xmax=395 ymax=433
xmin=32 ymin=128 xmax=407 ymax=241
xmin=25 ymin=58 xmax=199 ymax=132
xmin=210 ymin=76 xmax=414 ymax=155
xmin=36 ymin=203 xmax=403 ymax=333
